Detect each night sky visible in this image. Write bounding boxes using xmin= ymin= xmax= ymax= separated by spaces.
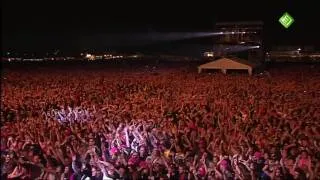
xmin=2 ymin=0 xmax=320 ymax=53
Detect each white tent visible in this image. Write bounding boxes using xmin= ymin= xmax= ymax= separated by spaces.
xmin=198 ymin=57 xmax=258 ymax=75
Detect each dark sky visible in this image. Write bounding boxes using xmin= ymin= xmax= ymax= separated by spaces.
xmin=2 ymin=0 xmax=320 ymax=52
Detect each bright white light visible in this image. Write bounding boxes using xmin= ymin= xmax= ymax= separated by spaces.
xmin=297 ymin=48 xmax=301 ymax=51
xmin=207 ymin=53 xmax=214 ymax=57
xmin=204 ymin=52 xmax=214 ymax=57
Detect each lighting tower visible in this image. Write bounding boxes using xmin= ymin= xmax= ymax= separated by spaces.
xmin=215 ymin=21 xmax=265 ymax=63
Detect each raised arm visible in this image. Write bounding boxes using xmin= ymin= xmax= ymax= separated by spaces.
xmin=71 ymin=155 xmax=81 ymax=175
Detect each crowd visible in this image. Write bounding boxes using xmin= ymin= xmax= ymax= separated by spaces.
xmin=1 ymin=63 xmax=320 ymax=180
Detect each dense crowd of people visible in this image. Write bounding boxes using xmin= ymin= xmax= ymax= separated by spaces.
xmin=1 ymin=63 xmax=320 ymax=180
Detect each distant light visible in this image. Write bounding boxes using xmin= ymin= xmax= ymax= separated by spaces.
xmin=297 ymin=48 xmax=301 ymax=51
xmin=204 ymin=52 xmax=214 ymax=57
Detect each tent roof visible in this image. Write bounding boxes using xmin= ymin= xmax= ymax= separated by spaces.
xmin=228 ymin=56 xmax=258 ymax=67
xmin=198 ymin=57 xmax=258 ymax=70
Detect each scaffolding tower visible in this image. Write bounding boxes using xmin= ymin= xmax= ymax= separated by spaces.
xmin=214 ymin=21 xmax=264 ymax=63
